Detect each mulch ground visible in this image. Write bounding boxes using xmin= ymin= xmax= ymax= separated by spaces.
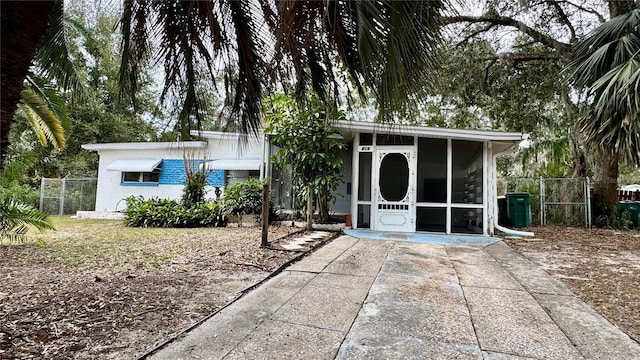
xmin=505 ymin=226 xmax=640 ymax=343
xmin=0 ymin=221 xmax=304 ymax=359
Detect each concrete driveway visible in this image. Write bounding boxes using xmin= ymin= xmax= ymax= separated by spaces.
xmin=149 ymin=235 xmax=640 ymax=360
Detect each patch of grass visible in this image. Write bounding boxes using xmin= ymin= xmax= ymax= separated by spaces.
xmin=21 ymin=216 xmax=209 ymax=269
xmin=143 ymin=253 xmax=175 ymax=268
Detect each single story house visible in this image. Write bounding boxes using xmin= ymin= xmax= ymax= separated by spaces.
xmin=84 ymin=121 xmax=525 ymax=236
xmin=82 ymin=131 xmax=265 ymax=212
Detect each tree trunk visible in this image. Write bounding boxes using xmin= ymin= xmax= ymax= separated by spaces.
xmin=307 ymin=185 xmax=313 ymax=230
xmin=1 ymin=1 xmax=56 ymax=166
xmin=587 ymin=0 xmax=636 ymax=223
xmin=592 ymin=149 xmax=619 ymax=222
xmin=318 ymin=194 xmax=330 ymax=223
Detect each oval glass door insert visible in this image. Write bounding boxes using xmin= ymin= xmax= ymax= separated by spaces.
xmin=379 ymin=153 xmax=409 ymax=201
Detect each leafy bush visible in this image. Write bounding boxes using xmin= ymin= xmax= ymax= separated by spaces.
xmin=123 ymin=196 xmax=226 ymax=228
xmin=221 ymin=179 xmax=275 ymax=219
xmin=0 ymin=182 xmax=40 ymax=208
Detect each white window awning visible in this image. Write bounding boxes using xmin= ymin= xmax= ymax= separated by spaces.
xmin=106 ymin=159 xmax=162 ymax=172
xmin=203 ymin=159 xmax=261 ymax=171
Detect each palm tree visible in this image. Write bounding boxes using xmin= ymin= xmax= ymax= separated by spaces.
xmin=571 ymin=8 xmax=640 ymax=221
xmin=1 ymin=0 xmax=83 ymax=164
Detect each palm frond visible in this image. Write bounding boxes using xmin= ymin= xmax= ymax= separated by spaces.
xmin=0 ymin=198 xmax=54 ymax=243
xmin=572 ymin=8 xmax=640 ymax=164
xmin=19 ymin=77 xmax=71 ymax=149
xmin=119 ymin=0 xmax=451 ymax=136
xmin=32 ymin=0 xmax=87 ymax=101
xmin=572 ymin=9 xmax=640 ymax=88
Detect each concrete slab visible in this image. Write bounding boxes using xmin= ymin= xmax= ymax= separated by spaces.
xmin=485 ymin=241 xmax=572 ymax=295
xmin=287 ymin=235 xmax=359 ymax=273
xmin=337 ymin=339 xmax=482 ymax=360
xmin=380 ymin=243 xmax=452 ymax=277
xmin=150 ymin=271 xmax=315 ymax=360
xmin=464 ymin=286 xmax=582 ymax=359
xmin=281 ymin=243 xmax=304 ymax=250
xmin=482 ymin=351 xmax=539 ymax=359
xmin=289 ymin=238 xmax=312 ymax=245
xmin=346 ymin=272 xmax=478 ymax=346
xmin=451 ymin=259 xmax=524 ymax=291
xmin=271 ymin=272 xmax=374 ymax=332
xmin=322 ymin=239 xmax=391 ymax=277
xmin=225 ymin=319 xmax=344 ymax=360
xmin=535 ymin=293 xmax=640 ymax=359
xmin=446 ymin=245 xmax=496 ymax=264
xmin=303 ymin=233 xmax=330 ymax=239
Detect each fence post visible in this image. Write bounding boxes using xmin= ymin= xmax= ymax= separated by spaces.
xmin=59 ymin=178 xmax=66 ymax=216
xmin=39 ymin=177 xmax=46 ymax=212
xmin=586 ymin=177 xmax=592 ymax=229
xmin=539 ymin=177 xmax=545 ymax=226
xmin=79 ymin=181 xmax=84 ymax=211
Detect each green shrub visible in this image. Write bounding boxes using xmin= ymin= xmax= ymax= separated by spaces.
xmin=0 ymin=182 xmax=40 ymax=208
xmin=123 ymin=196 xmax=226 ymax=228
xmin=221 ymin=178 xmax=267 ymax=216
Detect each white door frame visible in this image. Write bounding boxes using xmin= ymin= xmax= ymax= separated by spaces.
xmin=372 ymin=146 xmax=416 ymax=232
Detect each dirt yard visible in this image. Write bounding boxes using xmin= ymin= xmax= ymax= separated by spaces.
xmin=505 ymin=226 xmax=640 ymax=342
xmin=0 ymin=218 xmax=304 ymax=359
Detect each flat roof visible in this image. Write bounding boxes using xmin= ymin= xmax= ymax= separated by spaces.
xmin=82 ymin=141 xmax=208 ymax=151
xmin=334 ymin=120 xmax=527 ymax=142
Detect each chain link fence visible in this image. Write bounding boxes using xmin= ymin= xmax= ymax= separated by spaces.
xmin=39 ymin=178 xmax=97 ymax=215
xmin=500 ymin=177 xmax=591 ymax=228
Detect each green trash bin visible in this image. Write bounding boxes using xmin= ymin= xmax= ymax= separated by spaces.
xmin=617 ymin=202 xmax=640 ymax=228
xmin=497 ymin=196 xmax=510 ymax=226
xmin=506 ymin=192 xmax=531 ymax=228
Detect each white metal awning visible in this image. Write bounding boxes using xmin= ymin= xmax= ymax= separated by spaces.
xmin=106 ymin=159 xmax=162 ymax=172
xmin=203 ymin=159 xmax=261 ymax=171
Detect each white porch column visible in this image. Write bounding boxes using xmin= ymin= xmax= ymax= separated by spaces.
xmin=446 ymin=138 xmax=452 ymax=234
xmin=351 ymin=133 xmax=360 ymax=228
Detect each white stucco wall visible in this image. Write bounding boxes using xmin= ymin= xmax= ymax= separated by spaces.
xmin=87 ymin=135 xmax=265 ymax=212
xmin=93 ymin=148 xmax=180 ymax=211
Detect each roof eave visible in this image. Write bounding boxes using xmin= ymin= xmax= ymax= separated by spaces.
xmin=334 ymin=120 xmax=526 ymax=142
xmin=81 ymin=141 xmax=208 ymax=151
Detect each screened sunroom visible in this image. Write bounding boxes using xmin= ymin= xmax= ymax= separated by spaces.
xmin=334 ymin=121 xmax=525 ymax=236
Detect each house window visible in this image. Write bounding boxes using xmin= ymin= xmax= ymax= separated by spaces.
xmin=122 ymin=170 xmax=160 ymax=184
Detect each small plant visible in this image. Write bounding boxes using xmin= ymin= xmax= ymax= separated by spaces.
xmin=182 ymin=152 xmax=211 ymax=206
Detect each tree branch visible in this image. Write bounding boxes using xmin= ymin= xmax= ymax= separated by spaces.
xmin=443 ymin=15 xmax=572 ymax=52
xmin=559 ymin=0 xmax=607 ymax=23
xmin=485 ymin=52 xmax=563 ymax=62
xmin=546 ymin=0 xmax=576 ymax=43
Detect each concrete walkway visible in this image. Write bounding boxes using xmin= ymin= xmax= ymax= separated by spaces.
xmin=149 ymin=235 xmax=640 ymax=360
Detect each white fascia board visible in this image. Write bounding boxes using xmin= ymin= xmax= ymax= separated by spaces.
xmin=81 ymin=141 xmax=208 ymax=151
xmin=334 ymin=120 xmax=526 ymax=142
xmin=190 ymin=130 xmax=265 ymax=140
xmin=203 ymin=158 xmax=262 ymax=170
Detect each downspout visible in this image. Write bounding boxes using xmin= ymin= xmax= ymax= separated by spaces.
xmin=492 ymin=142 xmax=534 ymax=237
